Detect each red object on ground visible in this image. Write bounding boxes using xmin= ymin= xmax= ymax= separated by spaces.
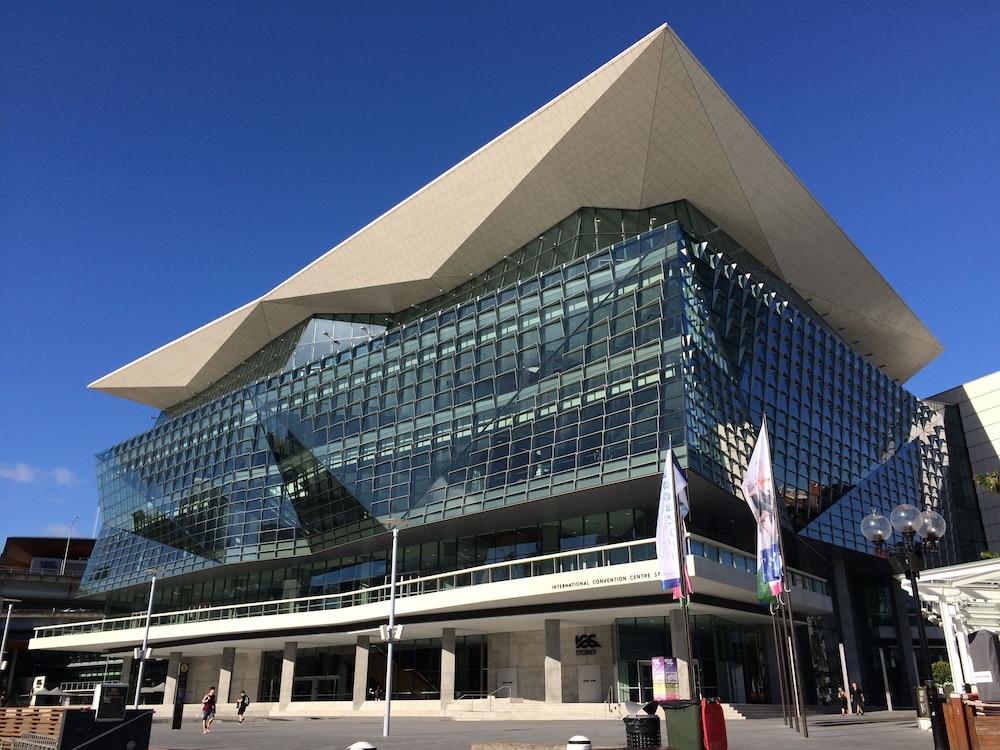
xmin=701 ymin=698 xmax=728 ymax=750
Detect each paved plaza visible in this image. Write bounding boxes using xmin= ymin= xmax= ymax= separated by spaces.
xmin=150 ymin=712 xmax=932 ymax=750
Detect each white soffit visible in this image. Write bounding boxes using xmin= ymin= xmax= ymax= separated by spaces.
xmin=90 ymin=24 xmax=942 ymax=410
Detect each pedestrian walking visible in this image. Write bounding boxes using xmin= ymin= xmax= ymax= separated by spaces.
xmin=850 ymin=681 xmax=865 ymax=715
xmin=837 ymin=686 xmax=849 ymax=715
xmin=236 ymin=690 xmax=250 ymax=725
xmin=201 ymin=686 xmax=217 ymax=734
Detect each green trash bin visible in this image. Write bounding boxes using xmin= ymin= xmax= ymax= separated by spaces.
xmin=662 ymin=699 xmax=703 ymax=750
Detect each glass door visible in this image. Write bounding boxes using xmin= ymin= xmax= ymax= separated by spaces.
xmin=637 ymin=660 xmax=654 ymax=703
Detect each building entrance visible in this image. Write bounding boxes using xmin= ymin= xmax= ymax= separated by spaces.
xmin=292 ymin=675 xmax=341 ymax=701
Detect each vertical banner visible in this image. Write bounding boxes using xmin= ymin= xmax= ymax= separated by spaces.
xmin=655 ymin=448 xmax=691 ymax=598
xmin=741 ymin=422 xmax=783 ymax=601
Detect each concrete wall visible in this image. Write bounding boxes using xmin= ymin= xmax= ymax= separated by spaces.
xmin=230 ymin=651 xmax=263 ymax=702
xmin=487 ymin=623 xmax=614 ymax=702
xmin=182 ymin=653 xmax=222 ymax=704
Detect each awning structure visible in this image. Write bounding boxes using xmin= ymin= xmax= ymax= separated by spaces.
xmin=899 ymin=558 xmax=1000 ymax=689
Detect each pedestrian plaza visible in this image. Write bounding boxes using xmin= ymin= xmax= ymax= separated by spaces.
xmin=149 ymin=712 xmax=931 ymax=750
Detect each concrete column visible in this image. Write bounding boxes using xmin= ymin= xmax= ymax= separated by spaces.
xmin=218 ymin=647 xmax=236 ymax=703
xmin=831 ymin=553 xmax=862 ymax=687
xmin=544 ymin=619 xmax=562 ymax=704
xmin=891 ymin=580 xmax=920 ymax=703
xmin=278 ymin=642 xmax=297 ymax=707
xmin=234 ymin=651 xmax=263 ymax=702
xmin=162 ymin=652 xmax=183 ymax=706
xmin=352 ymin=636 xmax=370 ymax=708
xmin=669 ymin=609 xmax=693 ymax=699
xmin=440 ymin=628 xmax=456 ymax=706
xmin=119 ymin=654 xmax=134 ymax=688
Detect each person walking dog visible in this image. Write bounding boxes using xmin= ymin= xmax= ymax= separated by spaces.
xmin=236 ymin=690 xmax=251 ymax=725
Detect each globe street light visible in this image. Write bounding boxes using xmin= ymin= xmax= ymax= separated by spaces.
xmin=860 ymin=505 xmax=947 ymax=750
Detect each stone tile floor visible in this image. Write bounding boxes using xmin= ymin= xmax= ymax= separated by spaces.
xmin=150 ymin=711 xmax=932 ymax=750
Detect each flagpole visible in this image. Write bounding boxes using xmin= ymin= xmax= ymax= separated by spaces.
xmin=762 ymin=414 xmax=809 ymax=738
xmin=670 ymin=446 xmax=697 ymax=700
xmin=769 ymin=599 xmax=791 ymax=727
xmin=666 ymin=436 xmax=697 ymax=700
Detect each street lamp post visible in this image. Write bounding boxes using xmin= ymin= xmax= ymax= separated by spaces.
xmin=861 ymin=504 xmax=948 ymax=750
xmin=133 ymin=571 xmax=158 ymax=709
xmin=382 ymin=519 xmax=406 ymax=738
xmin=60 ymin=514 xmax=79 ymax=575
xmin=0 ymin=598 xmax=21 ymax=707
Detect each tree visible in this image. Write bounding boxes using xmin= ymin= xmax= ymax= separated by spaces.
xmin=932 ymin=659 xmax=952 ymax=689
xmin=975 ymin=472 xmax=1000 ymax=493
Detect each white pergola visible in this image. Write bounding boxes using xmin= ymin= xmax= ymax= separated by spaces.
xmin=899 ymin=557 xmax=1000 ymax=688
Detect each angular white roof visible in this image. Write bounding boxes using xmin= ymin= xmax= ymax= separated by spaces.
xmin=91 ymin=24 xmax=942 ymax=409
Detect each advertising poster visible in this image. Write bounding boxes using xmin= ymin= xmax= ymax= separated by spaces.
xmin=651 ymin=656 xmax=667 ymax=701
xmin=652 ymin=656 xmax=681 ymax=701
xmin=664 ymin=657 xmax=680 ymax=700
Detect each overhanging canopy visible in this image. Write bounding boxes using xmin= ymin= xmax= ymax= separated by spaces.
xmin=90 ymin=24 xmax=942 ymax=410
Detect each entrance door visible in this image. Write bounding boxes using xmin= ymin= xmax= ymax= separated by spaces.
xmin=495 ymin=668 xmax=517 ymax=699
xmin=637 ymin=660 xmax=654 ymax=703
xmin=578 ymin=665 xmax=602 ymax=702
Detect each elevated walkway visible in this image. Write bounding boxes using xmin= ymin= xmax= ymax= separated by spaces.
xmin=30 ymin=536 xmax=831 ymax=655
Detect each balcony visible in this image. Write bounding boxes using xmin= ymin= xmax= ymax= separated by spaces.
xmin=31 ymin=535 xmax=831 ymax=651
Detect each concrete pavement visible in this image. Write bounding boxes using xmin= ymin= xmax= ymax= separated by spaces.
xmin=150 ymin=711 xmax=932 ymax=750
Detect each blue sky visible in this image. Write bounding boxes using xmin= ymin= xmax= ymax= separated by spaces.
xmin=1 ymin=1 xmax=998 ymax=539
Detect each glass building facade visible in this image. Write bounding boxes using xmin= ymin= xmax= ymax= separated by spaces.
xmin=85 ymin=201 xmax=966 ymax=609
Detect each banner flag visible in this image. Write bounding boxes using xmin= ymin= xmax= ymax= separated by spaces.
xmin=741 ymin=422 xmax=783 ymax=602
xmin=655 ymin=447 xmax=691 ymax=599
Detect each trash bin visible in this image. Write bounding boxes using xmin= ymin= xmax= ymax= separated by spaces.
xmin=662 ymin=699 xmax=703 ymax=750
xmin=622 ymin=714 xmax=661 ymax=748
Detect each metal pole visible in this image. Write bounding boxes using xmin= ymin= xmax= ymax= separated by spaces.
xmin=769 ymin=604 xmax=790 ymax=727
xmin=778 ymin=604 xmax=802 ymax=732
xmin=878 ymin=647 xmax=893 ymax=711
xmin=907 ymin=564 xmax=947 ymax=750
xmin=382 ymin=526 xmax=400 ymax=738
xmin=0 ymin=603 xmax=12 ymax=679
xmin=133 ymin=575 xmax=156 ymax=709
xmin=60 ymin=515 xmax=79 ymax=575
xmin=671 ymin=452 xmax=697 ymax=699
xmin=762 ymin=415 xmax=808 ymax=738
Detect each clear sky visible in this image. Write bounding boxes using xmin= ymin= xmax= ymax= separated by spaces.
xmin=1 ymin=1 xmax=998 ymax=540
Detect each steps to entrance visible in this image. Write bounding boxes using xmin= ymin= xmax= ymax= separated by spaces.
xmin=446 ymin=699 xmax=624 ymax=722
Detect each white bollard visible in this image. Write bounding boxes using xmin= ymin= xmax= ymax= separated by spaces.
xmin=567 ymin=736 xmax=592 ymax=750
xmin=347 ymin=743 xmax=377 ymax=750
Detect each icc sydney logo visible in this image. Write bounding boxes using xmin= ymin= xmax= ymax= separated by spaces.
xmin=575 ymin=634 xmax=601 ymax=655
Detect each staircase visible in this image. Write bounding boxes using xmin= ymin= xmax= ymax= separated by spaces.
xmin=445 ymin=699 xmax=625 ymax=721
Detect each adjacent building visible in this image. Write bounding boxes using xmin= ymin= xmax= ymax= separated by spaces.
xmin=930 ymin=370 xmax=1000 ymax=551
xmin=0 ymin=537 xmax=126 ymax=706
xmin=29 ymin=24 xmax=987 ymax=716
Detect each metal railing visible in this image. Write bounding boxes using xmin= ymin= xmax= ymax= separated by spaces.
xmin=0 ymin=561 xmax=88 ymax=578
xmin=33 ymin=535 xmax=828 ymax=641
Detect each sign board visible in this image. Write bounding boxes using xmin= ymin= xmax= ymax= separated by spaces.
xmin=172 ymin=663 xmax=189 ymax=730
xmin=93 ymin=682 xmax=129 ymax=722
xmin=651 ymin=656 xmax=680 ymax=701
xmin=972 ymin=670 xmax=993 ymax=683
xmin=32 ymin=676 xmax=46 ymax=692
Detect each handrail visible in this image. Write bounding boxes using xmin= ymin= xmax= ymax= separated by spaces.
xmin=488 ymin=684 xmax=511 ymax=699
xmin=33 ymin=534 xmax=829 ymax=640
